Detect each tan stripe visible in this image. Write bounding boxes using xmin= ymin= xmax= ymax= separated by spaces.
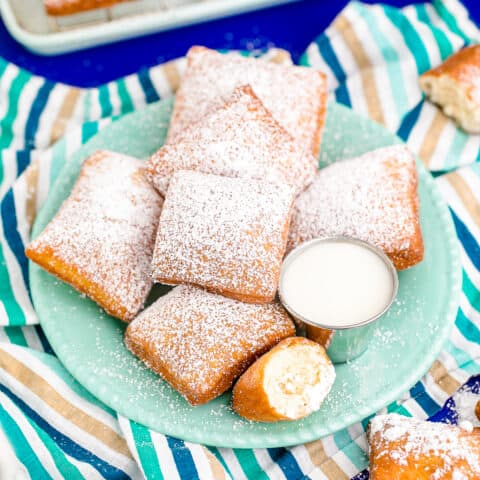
xmin=429 ymin=360 xmax=462 ymax=396
xmin=334 ymin=15 xmax=385 ymax=125
xmin=418 ymin=110 xmax=448 ymax=167
xmin=24 ymin=161 xmax=39 ymax=229
xmin=162 ymin=61 xmax=182 ymax=94
xmin=50 ymin=88 xmax=81 ymax=145
xmin=446 ymin=172 xmax=480 ymax=230
xmin=203 ymin=448 xmax=228 ymax=480
xmin=304 ymin=441 xmax=349 ymax=480
xmin=0 ymin=349 xmax=132 ymax=458
xmin=269 ymin=49 xmax=291 ymax=65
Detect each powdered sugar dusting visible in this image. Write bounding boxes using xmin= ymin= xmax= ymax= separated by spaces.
xmin=125 ymin=285 xmax=295 ymax=405
xmin=369 ymin=414 xmax=480 ymax=478
xmin=151 ymin=170 xmax=295 ymax=302
xmin=27 ymin=150 xmax=163 ymax=321
xmin=167 ymin=46 xmax=327 ymax=156
xmin=453 ymin=389 xmax=480 ymax=427
xmin=287 ymin=145 xmax=422 ymax=269
xmin=147 ymin=85 xmax=317 ymax=196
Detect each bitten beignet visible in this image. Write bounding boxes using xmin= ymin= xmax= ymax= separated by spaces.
xmin=287 ymin=145 xmax=424 ymax=270
xmin=151 ymin=170 xmax=295 ymax=303
xmin=26 ymin=150 xmax=163 ymax=322
xmin=124 ymin=285 xmax=295 ymax=406
xmin=45 ymin=0 xmax=130 ymax=15
xmin=420 ymin=45 xmax=480 ymax=133
xmin=232 ymin=337 xmax=335 ymax=422
xmin=146 ymin=85 xmax=317 ymax=196
xmin=368 ymin=413 xmax=480 ymax=479
xmin=167 ymin=46 xmax=327 ymax=157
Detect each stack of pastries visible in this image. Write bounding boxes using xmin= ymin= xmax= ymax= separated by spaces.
xmin=26 ymin=46 xmax=425 ymax=423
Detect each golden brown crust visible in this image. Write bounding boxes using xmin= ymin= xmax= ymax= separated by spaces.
xmin=305 ymin=326 xmax=334 ymax=348
xmin=45 ymin=0 xmax=130 ymax=16
xmin=368 ymin=414 xmax=480 ymax=479
xmin=232 ymin=337 xmax=334 ymax=422
xmin=476 ymin=400 xmax=480 ymax=421
xmin=124 ymin=286 xmax=295 ymax=405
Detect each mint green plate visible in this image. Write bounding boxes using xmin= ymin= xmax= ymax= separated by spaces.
xmin=29 ymin=99 xmax=461 ymax=448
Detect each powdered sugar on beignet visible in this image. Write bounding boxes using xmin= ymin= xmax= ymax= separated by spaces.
xmin=26 ymin=150 xmax=163 ymax=321
xmin=167 ymin=46 xmax=327 ymax=157
xmin=146 ymin=85 xmax=317 ymax=196
xmin=287 ymin=145 xmax=423 ymax=270
xmin=151 ymin=170 xmax=295 ymax=303
xmin=125 ymin=285 xmax=295 ymax=406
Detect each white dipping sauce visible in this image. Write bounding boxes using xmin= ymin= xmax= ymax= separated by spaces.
xmin=281 ymin=241 xmax=394 ymax=328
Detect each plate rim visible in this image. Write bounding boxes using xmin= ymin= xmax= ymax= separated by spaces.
xmin=29 ymin=100 xmax=462 ymax=448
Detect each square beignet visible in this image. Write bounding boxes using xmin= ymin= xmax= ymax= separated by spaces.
xmin=287 ymin=145 xmax=424 ymax=270
xmin=420 ymin=45 xmax=480 ymax=133
xmin=124 ymin=285 xmax=296 ymax=405
xmin=167 ymin=46 xmax=327 ymax=157
xmin=26 ymin=150 xmax=163 ymax=322
xmin=151 ymin=170 xmax=295 ymax=303
xmin=368 ymin=414 xmax=480 ymax=479
xmin=146 ymin=85 xmax=318 ymax=196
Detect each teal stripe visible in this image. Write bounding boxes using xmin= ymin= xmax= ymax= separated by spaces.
xmin=333 ymin=429 xmax=366 ymax=470
xmin=49 ymin=138 xmax=67 ymax=184
xmin=0 ymin=402 xmax=51 ymax=479
xmin=462 ymin=269 xmax=480 ymax=309
xmin=116 ymin=79 xmax=134 ymax=115
xmin=233 ymin=449 xmax=269 ymax=480
xmin=81 ymin=121 xmax=99 ymax=144
xmin=0 ymin=69 xmax=31 ymax=148
xmin=456 ymin=308 xmax=480 ymax=344
xmin=98 ymin=84 xmax=113 ymax=118
xmin=415 ymin=4 xmax=454 ymax=60
xmin=383 ymin=5 xmax=431 ymax=74
xmin=444 ymin=337 xmax=475 ymax=368
xmin=129 ymin=421 xmax=164 ymax=480
xmin=432 ymin=0 xmax=472 ymax=43
xmin=0 ymin=245 xmax=26 ymax=326
xmin=28 ymin=414 xmax=85 ymax=480
xmin=355 ymin=2 xmax=408 ymax=117
xmin=83 ymin=90 xmax=92 ymax=122
xmin=4 ymin=327 xmax=28 ymax=346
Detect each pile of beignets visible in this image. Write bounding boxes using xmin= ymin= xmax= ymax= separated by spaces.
xmin=26 ymin=46 xmax=424 ymax=422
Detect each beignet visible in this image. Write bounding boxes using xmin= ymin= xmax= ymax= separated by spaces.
xmin=420 ymin=45 xmax=480 ymax=133
xmin=26 ymin=150 xmax=163 ymax=322
xmin=45 ymin=0 xmax=130 ymax=15
xmin=232 ymin=337 xmax=335 ymax=422
xmin=368 ymin=413 xmax=480 ymax=479
xmin=167 ymin=46 xmax=327 ymax=157
xmin=146 ymin=85 xmax=317 ymax=196
xmin=151 ymin=170 xmax=295 ymax=303
xmin=124 ymin=285 xmax=295 ymax=406
xmin=287 ymin=145 xmax=424 ymax=270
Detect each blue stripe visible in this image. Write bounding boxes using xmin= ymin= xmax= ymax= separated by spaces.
xmin=316 ymin=36 xmax=352 ymax=107
xmin=396 ymin=100 xmax=423 ymax=141
xmin=137 ymin=70 xmax=160 ymax=104
xmin=166 ymin=436 xmax=199 ymax=480
xmin=24 ymin=81 xmax=55 ymax=149
xmin=16 ymin=150 xmax=31 ymax=176
xmin=1 ymin=191 xmax=28 ymax=289
xmin=34 ymin=325 xmax=55 ymax=355
xmin=409 ymin=382 xmax=441 ymax=416
xmin=267 ymin=448 xmax=304 ymax=479
xmin=0 ymin=384 xmax=128 ymax=480
xmin=450 ymin=208 xmax=480 ymax=270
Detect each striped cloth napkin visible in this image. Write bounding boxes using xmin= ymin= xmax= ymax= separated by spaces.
xmin=0 ymin=0 xmax=479 ymax=478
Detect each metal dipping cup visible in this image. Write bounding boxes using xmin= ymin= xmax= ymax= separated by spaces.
xmin=278 ymin=237 xmax=399 ymax=363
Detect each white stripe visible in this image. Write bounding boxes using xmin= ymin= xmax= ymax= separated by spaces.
xmin=124 ymin=74 xmax=147 ymax=110
xmin=345 ymin=6 xmax=398 ymax=128
xmin=405 ymin=103 xmax=437 ymax=153
xmin=34 ymin=149 xmax=52 ymax=213
xmin=10 ymin=76 xmax=44 ymax=150
xmin=460 ymin=293 xmax=480 ymax=324
xmin=0 ymin=328 xmax=10 ymax=343
xmin=288 ymin=444 xmax=319 ymax=479
xmin=459 ymin=167 xmax=480 ymax=204
xmin=0 ymin=417 xmax=27 ymax=479
xmin=117 ymin=416 xmax=147 ymax=480
xmin=442 ymin=0 xmax=480 ymax=41
xmin=20 ymin=327 xmax=43 ymax=352
xmin=320 ymin=435 xmax=338 ymax=458
xmin=217 ymin=448 xmax=248 ymax=480
xmin=0 ymin=64 xmax=20 ymax=123
xmin=305 ymin=43 xmax=338 ymax=91
xmin=427 ymin=122 xmax=457 ymax=171
xmin=424 ymin=4 xmax=466 ymax=51
xmin=0 ymin=150 xmax=18 ymax=199
xmin=308 ymin=469 xmax=329 ymax=480
xmin=187 ymin=443 xmax=219 ymax=480
xmin=402 ymin=398 xmax=430 ymax=418
xmin=449 ymin=323 xmax=480 ymax=362
xmin=457 ymin=135 xmax=480 ymax=169
xmin=461 ymin=245 xmax=480 ymax=290
xmin=150 ymin=431 xmax=182 ymax=480
xmin=347 ymin=423 xmax=368 ymax=453
xmin=423 ymin=372 xmax=451 ymax=405
xmin=87 ymin=88 xmax=103 ymax=122
xmin=253 ymin=449 xmax=286 ymax=480
xmin=330 ymin=449 xmax=357 ymax=478
xmin=33 ymin=84 xmax=68 ymax=150
xmin=108 ymin=81 xmax=122 ymax=117
xmin=0 ymin=390 xmax=65 ymax=479
xmin=149 ymin=66 xmax=174 ymax=99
